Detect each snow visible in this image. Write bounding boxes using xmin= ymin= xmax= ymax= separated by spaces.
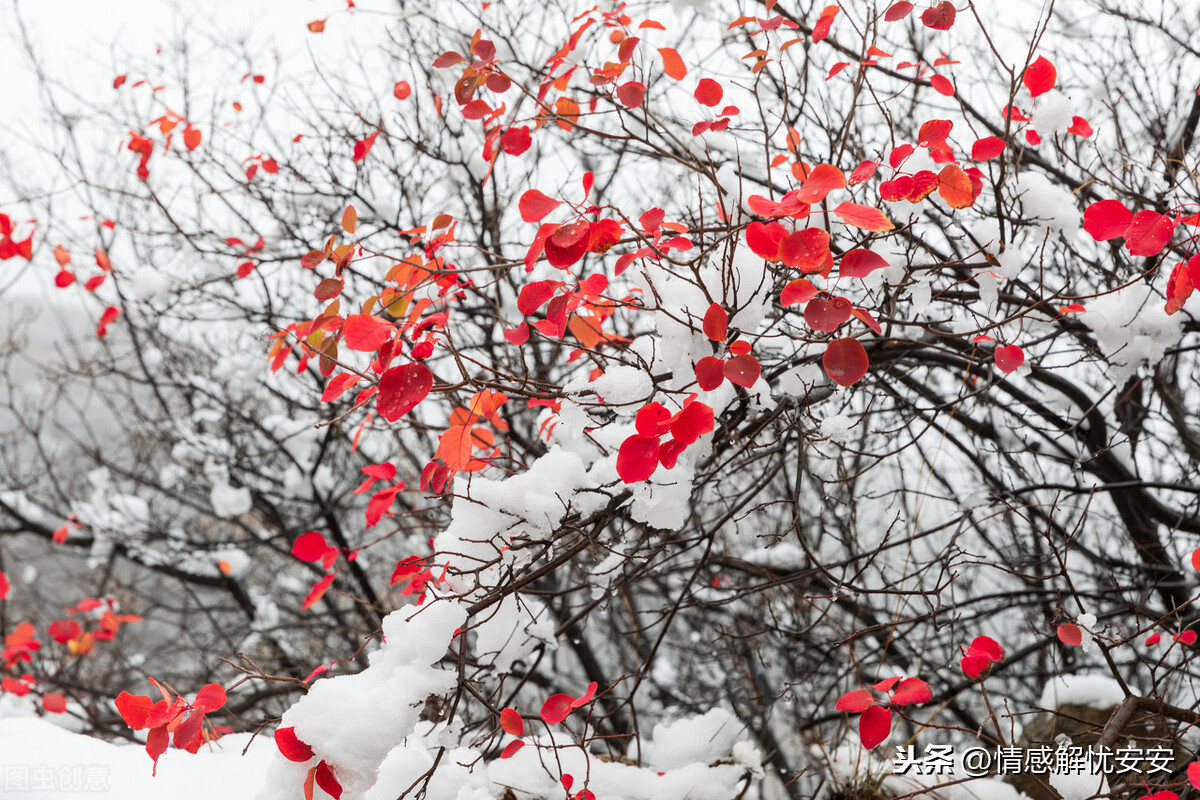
xmin=209 ymin=482 xmax=252 ymax=518
xmin=1038 ymin=674 xmax=1127 ymax=711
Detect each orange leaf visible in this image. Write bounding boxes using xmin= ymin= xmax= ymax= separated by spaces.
xmin=658 ymin=48 xmax=686 ymax=80
xmin=342 ymin=205 xmax=358 ymax=234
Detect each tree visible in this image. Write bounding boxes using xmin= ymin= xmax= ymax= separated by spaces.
xmin=3 ymin=0 xmax=1200 ymax=798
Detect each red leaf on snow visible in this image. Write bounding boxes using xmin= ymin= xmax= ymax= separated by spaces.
xmin=920 ymin=1 xmax=955 ymax=30
xmin=889 ymin=677 xmax=932 ymax=706
xmin=501 ymin=740 xmax=525 ymax=759
xmin=858 ymin=703 xmax=892 ymax=749
xmin=617 ymin=435 xmax=660 ymax=483
xmin=1082 ymin=199 xmax=1133 ymax=241
xmin=393 ymin=81 xmax=412 ymax=100
xmin=971 ymin=136 xmax=1006 ymax=161
xmin=835 ymin=689 xmax=873 ymax=713
xmin=994 ymin=345 xmax=1024 ymax=373
xmin=541 ymin=693 xmax=574 ymax=724
xmin=670 ymin=401 xmax=714 ymax=445
xmin=146 ymin=725 xmax=169 ymax=776
xmin=823 ymin=338 xmax=869 ymax=386
xmin=724 ymin=355 xmax=760 ymax=388
xmin=342 ymin=314 xmax=393 ymax=351
xmin=694 ymin=78 xmax=723 ymax=106
xmin=1023 ymin=56 xmax=1057 ymax=97
xmin=695 ymin=357 xmax=726 ymax=390
xmin=519 ymin=190 xmax=562 ymax=223
xmin=703 ymin=303 xmax=728 ymax=342
xmin=839 ymin=249 xmax=889 ymax=278
xmin=42 ymin=693 xmax=67 ymax=714
xmin=377 ymin=363 xmax=433 ymax=422
xmin=292 ymin=532 xmax=330 ymax=562
xmin=500 ymin=707 xmax=525 ymax=736
xmin=636 ymin=403 xmax=672 ymax=437
xmin=315 ymin=761 xmax=342 ymax=799
xmin=1123 ymin=210 xmax=1176 ymax=257
xmin=1057 ymin=623 xmax=1083 ymax=646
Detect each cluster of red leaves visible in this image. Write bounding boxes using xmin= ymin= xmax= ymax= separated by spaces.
xmin=115 ymin=679 xmax=229 ymax=775
xmin=694 ymin=304 xmax=761 ymax=391
xmin=960 ymin=636 xmax=1004 ymax=679
xmin=507 ymin=258 xmax=618 ymax=350
xmin=51 ymin=242 xmax=117 ymax=294
xmin=274 ymin=726 xmax=344 ymax=799
xmin=1 ymin=596 xmax=140 ymax=675
xmin=389 ymin=555 xmax=437 ymax=602
xmin=291 ymin=532 xmax=349 ymax=610
xmin=616 ymin=395 xmax=714 ymax=483
xmin=244 ymin=153 xmax=280 ymax=181
xmin=0 ymin=213 xmax=33 ymax=261
xmin=1000 ymin=57 xmax=1092 ymax=145
xmin=835 ymin=676 xmax=932 ymax=749
xmin=498 ymin=681 xmax=599 ymax=764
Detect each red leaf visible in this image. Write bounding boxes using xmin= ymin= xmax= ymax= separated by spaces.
xmin=353 ymin=132 xmax=379 ymax=163
xmin=315 ymin=761 xmax=342 ymax=799
xmin=572 ymin=681 xmax=598 ymax=708
xmin=0 ymin=570 xmax=7 ymax=601
xmin=805 ymin=296 xmax=852 ymax=332
xmin=42 ymin=693 xmax=67 ymax=714
xmin=174 ymin=708 xmax=205 ymax=753
xmin=961 ymin=652 xmax=992 ymax=678
xmin=544 ymin=221 xmax=590 ymax=269
xmin=321 ymin=373 xmax=360 ymax=403
xmin=1057 ymin=623 xmax=1082 ymax=646
xmin=994 ymin=345 xmax=1024 ymax=373
xmin=616 ymin=81 xmax=646 ymax=108
xmin=500 ymin=708 xmax=525 ymax=736
xmin=723 ymin=355 xmax=760 ymax=388
xmin=500 ymin=126 xmax=532 ymax=156
xmin=781 ymin=278 xmax=818 ymax=306
xmin=540 ymin=693 xmax=574 ymax=724
xmin=969 ymin=636 xmax=1004 ymax=662
xmin=695 ymin=357 xmax=726 ymax=390
xmin=377 ymin=363 xmax=433 ymax=422
xmin=504 ymin=322 xmax=530 ymax=344
xmin=1083 ymin=199 xmax=1133 ymax=241
xmin=146 ymin=725 xmax=169 ymax=776
xmin=823 ymin=338 xmax=869 ymax=386
xmin=276 ymin=727 xmax=315 ymax=762
xmin=302 ymin=574 xmax=335 ymax=610
xmin=670 ymin=401 xmax=714 ymax=445
xmin=920 ymin=1 xmax=956 ymax=30
xmin=918 ymin=120 xmax=953 ymax=147
xmin=929 ymin=75 xmax=955 ymax=96
xmin=884 ymin=1 xmax=913 ymax=21
xmin=839 ymin=249 xmax=889 ymax=279
xmin=1192 ymin=547 xmax=1200 ymax=570
xmin=833 ymin=202 xmax=894 ymax=231
xmin=835 ymin=689 xmax=873 ymax=713
xmin=746 ymin=221 xmax=786 ymax=260
xmin=48 ymin=619 xmax=81 ymax=644
xmin=342 ymin=314 xmax=394 ymax=352
xmin=798 ymin=164 xmax=846 ymax=204
xmin=1068 ymin=116 xmax=1093 ymax=138
xmin=292 ymin=532 xmax=330 ymax=562
xmin=366 ymin=485 xmax=403 ymax=527
xmin=193 ymin=683 xmax=227 ymax=712
xmin=636 ymin=403 xmax=672 ymax=437
xmin=617 ymin=435 xmax=660 ymax=483
xmin=938 ymin=165 xmax=974 ymax=209
xmin=1023 ymin=56 xmax=1056 ymax=97
xmin=519 ymin=190 xmax=561 ymax=223
xmin=1187 ymin=762 xmax=1200 ymax=791
xmin=780 ymin=228 xmax=831 ymax=272
xmin=501 ymin=740 xmax=525 ymax=759
xmin=970 ymin=136 xmax=1006 ymax=160
xmin=848 ymin=160 xmax=877 ymax=185
xmin=858 ymin=704 xmax=892 ymax=749
xmin=1123 ymin=210 xmax=1175 ymax=257
xmin=703 ymin=303 xmax=728 ymax=341
xmin=183 ymin=127 xmax=202 ymax=151
xmin=694 ymin=78 xmax=723 ymax=106
xmin=519 ymin=280 xmax=560 ymax=315
xmin=307 ymin=19 xmax=326 ymax=33
xmin=889 ymin=677 xmax=932 ymax=706
xmin=872 ymin=677 xmax=901 ymax=693
xmin=812 ymin=5 xmax=839 ymax=43
xmin=658 ymin=48 xmax=686 ymax=80
xmin=115 ymin=692 xmax=154 ymax=730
